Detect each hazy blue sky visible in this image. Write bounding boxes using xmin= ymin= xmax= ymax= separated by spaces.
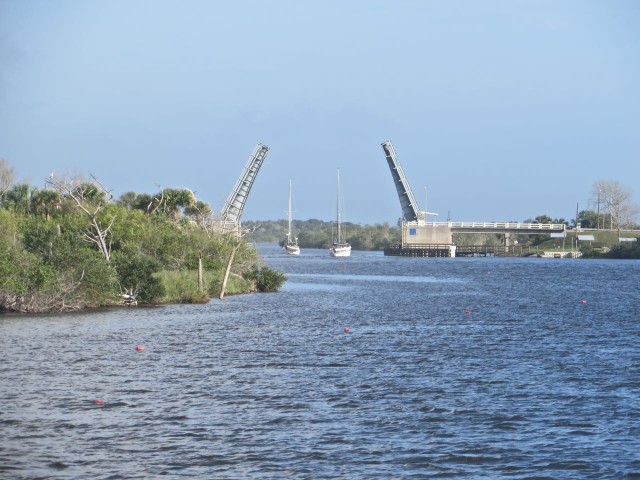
xmin=1 ymin=0 xmax=638 ymax=225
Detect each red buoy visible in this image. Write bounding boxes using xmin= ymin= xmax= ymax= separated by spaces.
xmin=465 ymin=309 xmax=471 ymax=314
xmin=94 ymin=399 xmax=104 ymax=405
xmin=581 ymin=299 xmax=587 ymax=304
xmin=344 ymin=327 xmax=351 ymax=333
xmin=136 ymin=345 xmax=145 ymax=351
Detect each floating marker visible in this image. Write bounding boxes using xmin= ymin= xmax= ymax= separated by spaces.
xmin=94 ymin=399 xmax=104 ymax=405
xmin=581 ymin=299 xmax=587 ymax=304
xmin=344 ymin=327 xmax=351 ymax=333
xmin=136 ymin=345 xmax=145 ymax=351
xmin=465 ymin=309 xmax=471 ymax=314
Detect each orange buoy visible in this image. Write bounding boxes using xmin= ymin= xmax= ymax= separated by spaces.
xmin=136 ymin=345 xmax=145 ymax=351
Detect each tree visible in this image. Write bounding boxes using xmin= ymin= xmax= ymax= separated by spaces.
xmin=592 ymin=180 xmax=639 ymax=238
xmin=219 ymin=233 xmax=242 ymax=300
xmin=117 ymin=191 xmax=162 ymax=214
xmin=0 ymin=158 xmax=15 ymax=201
xmin=30 ymin=189 xmax=62 ymax=220
xmin=111 ymin=249 xmax=165 ymax=302
xmin=3 ymin=211 xmax=119 ymax=312
xmin=117 ymin=191 xmax=138 ymax=210
xmin=184 ymin=200 xmax=213 ymax=226
xmin=159 ymin=188 xmax=196 ymax=222
xmin=3 ymin=183 xmax=31 ymax=214
xmin=578 ymin=210 xmax=598 ymax=229
xmin=46 ymin=174 xmax=115 ymax=261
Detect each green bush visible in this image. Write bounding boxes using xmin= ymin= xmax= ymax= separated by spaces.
xmin=112 ymin=250 xmax=165 ymax=302
xmin=243 ymin=266 xmax=287 ymax=292
xmin=603 ymin=243 xmax=640 ymax=259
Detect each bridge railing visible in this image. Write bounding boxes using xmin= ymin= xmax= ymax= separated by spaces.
xmin=409 ymin=221 xmax=566 ymax=231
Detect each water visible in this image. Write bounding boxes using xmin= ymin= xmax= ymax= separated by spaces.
xmin=1 ymin=244 xmax=639 ymax=479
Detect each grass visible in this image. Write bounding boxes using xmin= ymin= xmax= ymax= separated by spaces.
xmin=156 ymin=269 xmax=255 ymax=303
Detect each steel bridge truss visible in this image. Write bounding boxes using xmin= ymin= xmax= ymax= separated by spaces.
xmin=381 ymin=140 xmax=421 ymax=222
xmin=219 ymin=143 xmax=270 ymax=229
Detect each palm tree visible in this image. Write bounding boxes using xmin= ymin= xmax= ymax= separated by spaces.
xmin=4 ymin=183 xmax=31 ymax=214
xmin=30 ymin=189 xmax=61 ymax=220
xmin=161 ymin=188 xmax=196 ymax=222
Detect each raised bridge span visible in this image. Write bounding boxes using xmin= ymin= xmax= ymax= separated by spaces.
xmin=381 ymin=140 xmax=566 ymax=256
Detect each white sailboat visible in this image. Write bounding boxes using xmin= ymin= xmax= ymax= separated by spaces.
xmin=284 ymin=179 xmax=300 ymax=255
xmin=330 ymin=170 xmax=351 ymax=257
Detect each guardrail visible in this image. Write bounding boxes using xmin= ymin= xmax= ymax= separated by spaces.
xmin=408 ymin=221 xmax=566 ymax=231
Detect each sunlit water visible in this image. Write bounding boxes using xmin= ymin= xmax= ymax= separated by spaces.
xmin=1 ymin=244 xmax=639 ymax=479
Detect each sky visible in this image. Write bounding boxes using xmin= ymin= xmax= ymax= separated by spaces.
xmin=1 ymin=0 xmax=639 ymax=225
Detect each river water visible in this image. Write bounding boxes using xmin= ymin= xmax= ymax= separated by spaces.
xmin=1 ymin=244 xmax=639 ymax=479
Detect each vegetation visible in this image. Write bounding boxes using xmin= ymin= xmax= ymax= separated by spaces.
xmin=243 ymin=209 xmax=640 ymax=260
xmin=0 ymin=163 xmax=285 ymax=314
xmin=243 ymin=266 xmax=288 ymax=292
xmin=1 ymin=157 xmax=638 ymax=315
xmin=244 ymin=219 xmax=401 ymax=250
xmin=590 ymin=180 xmax=639 ymax=236
xmin=599 ymin=243 xmax=640 ymax=259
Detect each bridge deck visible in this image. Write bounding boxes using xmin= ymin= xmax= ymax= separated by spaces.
xmin=411 ymin=221 xmax=565 ymax=234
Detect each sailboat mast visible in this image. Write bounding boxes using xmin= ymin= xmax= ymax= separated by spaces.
xmin=288 ymin=179 xmax=293 ymax=240
xmin=336 ymin=170 xmax=342 ymax=243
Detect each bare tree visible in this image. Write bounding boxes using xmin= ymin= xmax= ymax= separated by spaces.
xmin=219 ymin=225 xmax=255 ymax=300
xmin=46 ymin=173 xmax=115 ymax=262
xmin=0 ymin=158 xmax=15 ymax=200
xmin=591 ymin=180 xmax=638 ymax=237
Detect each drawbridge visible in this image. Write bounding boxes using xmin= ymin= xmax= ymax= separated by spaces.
xmin=219 ymin=143 xmax=270 ymax=233
xmin=381 ymin=140 xmax=565 ymax=256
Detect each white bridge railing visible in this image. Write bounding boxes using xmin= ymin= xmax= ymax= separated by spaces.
xmin=409 ymin=221 xmax=566 ymax=231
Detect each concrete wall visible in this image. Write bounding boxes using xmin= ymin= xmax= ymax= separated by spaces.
xmin=403 ymin=224 xmax=453 ymax=245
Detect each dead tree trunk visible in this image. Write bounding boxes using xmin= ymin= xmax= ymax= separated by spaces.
xmin=197 ymin=251 xmax=204 ymax=293
xmin=219 ymin=245 xmax=238 ymax=300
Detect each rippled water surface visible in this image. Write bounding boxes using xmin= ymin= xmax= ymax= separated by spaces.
xmin=1 ymin=245 xmax=639 ymax=479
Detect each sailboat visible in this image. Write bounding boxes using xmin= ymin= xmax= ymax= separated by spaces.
xmin=330 ymin=170 xmax=351 ymax=257
xmin=284 ymin=179 xmax=300 ymax=255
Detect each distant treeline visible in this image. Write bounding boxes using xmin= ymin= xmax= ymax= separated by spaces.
xmin=243 ymin=216 xmax=640 ymax=259
xmin=243 ymin=215 xmax=574 ymax=250
xmin=243 ymin=219 xmax=401 ymax=250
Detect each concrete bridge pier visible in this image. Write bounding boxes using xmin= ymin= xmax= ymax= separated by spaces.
xmin=504 ymin=233 xmax=513 ymax=252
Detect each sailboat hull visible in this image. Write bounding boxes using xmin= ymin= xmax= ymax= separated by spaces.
xmin=284 ymin=244 xmax=300 ymax=255
xmin=330 ymin=242 xmax=351 ymax=257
